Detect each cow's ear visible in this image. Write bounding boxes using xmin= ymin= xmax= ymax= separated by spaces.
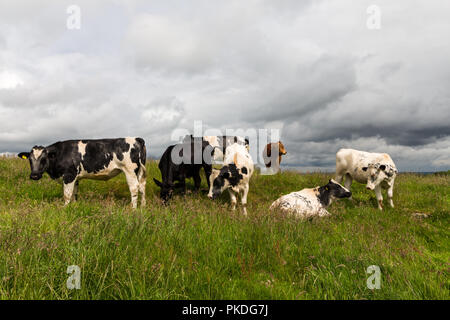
xmin=18 ymin=152 xmax=30 ymax=160
xmin=362 ymin=167 xmax=368 ymax=171
xmin=153 ymin=178 xmax=163 ymax=188
xmin=379 ymin=165 xmax=386 ymax=171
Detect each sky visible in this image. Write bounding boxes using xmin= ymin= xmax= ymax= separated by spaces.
xmin=0 ymin=0 xmax=449 ymax=171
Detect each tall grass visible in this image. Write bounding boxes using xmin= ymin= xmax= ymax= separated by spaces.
xmin=0 ymin=158 xmax=448 ymax=299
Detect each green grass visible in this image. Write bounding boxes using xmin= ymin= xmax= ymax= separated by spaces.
xmin=0 ymin=158 xmax=448 ymax=299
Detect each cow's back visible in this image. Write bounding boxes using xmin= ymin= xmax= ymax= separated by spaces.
xmin=271 ymin=188 xmax=322 ymax=218
xmin=224 ymin=144 xmax=254 ymax=182
xmin=79 ymin=138 xmax=145 ymax=179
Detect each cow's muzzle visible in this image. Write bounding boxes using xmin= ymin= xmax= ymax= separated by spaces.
xmin=30 ymin=173 xmax=42 ymax=180
xmin=209 ymin=192 xmax=220 ymax=200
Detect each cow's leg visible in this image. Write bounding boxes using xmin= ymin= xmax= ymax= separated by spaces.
xmin=387 ymin=183 xmax=394 ymax=208
xmin=374 ymin=185 xmax=383 ymax=210
xmin=124 ymin=169 xmax=139 ymax=209
xmin=63 ymin=180 xmax=76 ymax=206
xmin=241 ymin=185 xmax=249 ymax=216
xmin=344 ymin=173 xmax=353 ymax=200
xmin=193 ymin=169 xmax=201 ymax=191
xmin=318 ymin=208 xmax=331 ymax=217
xmin=179 ymin=175 xmax=187 ymax=194
xmin=204 ymin=166 xmax=212 ymax=188
xmin=228 ymin=189 xmax=237 ymax=211
xmin=335 ymin=170 xmax=345 ymax=184
xmin=138 ymin=165 xmax=146 ymax=207
xmin=71 ymin=180 xmax=79 ymax=202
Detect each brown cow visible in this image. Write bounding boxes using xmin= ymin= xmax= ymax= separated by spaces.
xmin=263 ymin=141 xmax=287 ymax=170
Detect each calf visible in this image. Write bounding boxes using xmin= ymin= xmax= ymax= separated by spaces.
xmin=335 ymin=148 xmax=398 ymax=210
xmin=270 ymin=179 xmax=351 ymax=219
xmin=208 ymin=143 xmax=254 ymax=215
xmin=263 ymin=141 xmax=287 ymax=171
xmin=18 ymin=137 xmax=147 ymax=208
xmin=153 ymin=138 xmax=214 ymax=202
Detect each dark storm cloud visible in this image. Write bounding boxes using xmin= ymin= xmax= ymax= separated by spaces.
xmin=289 ymin=124 xmax=450 ymax=147
xmin=253 ymin=55 xmax=357 ymax=122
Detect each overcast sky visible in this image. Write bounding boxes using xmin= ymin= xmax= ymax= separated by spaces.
xmin=0 ymin=0 xmax=449 ymax=171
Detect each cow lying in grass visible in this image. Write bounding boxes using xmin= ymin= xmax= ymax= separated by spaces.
xmin=335 ymin=148 xmax=398 ymax=210
xmin=153 ymin=138 xmax=214 ymax=203
xmin=208 ymin=143 xmax=254 ymax=215
xmin=270 ymin=179 xmax=351 ymax=219
xmin=18 ymin=137 xmax=147 ymax=208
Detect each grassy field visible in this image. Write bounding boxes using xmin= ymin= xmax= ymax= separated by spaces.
xmin=0 ymin=157 xmax=448 ymax=300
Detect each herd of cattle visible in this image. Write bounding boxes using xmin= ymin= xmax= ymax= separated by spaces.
xmin=16 ymin=135 xmax=398 ymax=218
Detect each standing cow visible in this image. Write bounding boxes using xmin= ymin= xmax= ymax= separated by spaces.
xmin=263 ymin=141 xmax=287 ymax=172
xmin=335 ymin=148 xmax=398 ymax=210
xmin=18 ymin=137 xmax=147 ymax=208
xmin=208 ymin=143 xmax=254 ymax=215
xmin=153 ymin=138 xmax=214 ymax=203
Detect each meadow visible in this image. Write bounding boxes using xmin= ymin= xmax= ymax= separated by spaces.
xmin=0 ymin=157 xmax=448 ymax=299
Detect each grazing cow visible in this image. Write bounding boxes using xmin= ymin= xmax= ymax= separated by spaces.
xmin=270 ymin=179 xmax=352 ymax=219
xmin=18 ymin=138 xmax=147 ymax=208
xmin=153 ymin=138 xmax=214 ymax=202
xmin=263 ymin=141 xmax=287 ymax=171
xmin=203 ymin=135 xmax=249 ymax=162
xmin=208 ymin=143 xmax=254 ymax=215
xmin=335 ymin=148 xmax=398 ymax=210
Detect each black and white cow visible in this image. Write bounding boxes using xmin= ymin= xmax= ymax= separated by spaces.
xmin=18 ymin=138 xmax=147 ymax=208
xmin=153 ymin=138 xmax=215 ymax=203
xmin=335 ymin=148 xmax=398 ymax=210
xmin=270 ymin=179 xmax=352 ymax=219
xmin=208 ymin=143 xmax=254 ymax=215
xmin=203 ymin=135 xmax=249 ymax=162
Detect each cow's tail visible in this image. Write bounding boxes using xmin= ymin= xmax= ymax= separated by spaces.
xmin=136 ymin=137 xmax=147 ymax=181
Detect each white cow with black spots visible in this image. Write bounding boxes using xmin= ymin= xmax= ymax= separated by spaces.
xmin=208 ymin=143 xmax=254 ymax=215
xmin=270 ymin=179 xmax=352 ymax=219
xmin=335 ymin=148 xmax=398 ymax=210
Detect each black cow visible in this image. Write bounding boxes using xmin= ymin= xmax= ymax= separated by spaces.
xmin=18 ymin=137 xmax=147 ymax=208
xmin=153 ymin=138 xmax=214 ymax=202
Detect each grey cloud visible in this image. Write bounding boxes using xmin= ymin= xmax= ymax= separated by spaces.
xmin=253 ymin=55 xmax=357 ymax=121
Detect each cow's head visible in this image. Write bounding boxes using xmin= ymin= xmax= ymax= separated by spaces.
xmin=207 ymin=168 xmax=221 ymax=199
xmin=207 ymin=164 xmax=245 ymax=200
xmin=18 ymin=146 xmax=53 ymax=180
xmin=362 ymin=163 xmax=397 ymax=190
xmin=153 ymin=178 xmax=174 ymax=203
xmin=278 ymin=141 xmax=287 ymax=155
xmin=318 ymin=179 xmax=352 ymax=206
